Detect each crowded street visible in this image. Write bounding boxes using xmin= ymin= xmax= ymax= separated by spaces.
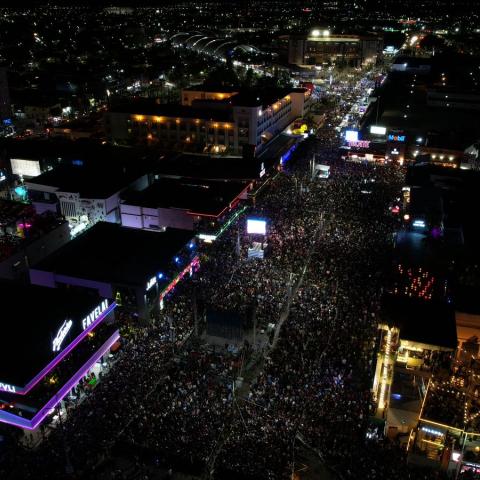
xmin=0 ymin=80 xmax=447 ymax=480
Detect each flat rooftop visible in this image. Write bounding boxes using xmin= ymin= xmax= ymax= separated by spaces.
xmin=0 ymin=282 xmax=104 ymax=387
xmin=381 ymin=293 xmax=457 ymax=350
xmin=26 ymin=147 xmax=154 ymax=198
xmin=155 ymin=153 xmax=265 ymax=180
xmin=122 ymin=178 xmax=250 ymax=217
xmin=110 ymin=100 xmax=233 ymax=122
xmin=229 ymin=88 xmax=306 ymax=108
xmin=32 ymin=222 xmax=193 ymax=287
xmin=183 ymin=84 xmax=239 ymax=93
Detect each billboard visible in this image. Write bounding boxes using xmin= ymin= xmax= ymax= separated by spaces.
xmin=370 ymin=125 xmax=387 ymax=135
xmin=345 ymin=130 xmax=359 ymax=142
xmin=247 ymin=218 xmax=266 ymax=235
xmin=11 ymin=158 xmax=41 ymax=178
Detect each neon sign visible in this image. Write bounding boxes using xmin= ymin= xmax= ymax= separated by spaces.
xmin=82 ymin=299 xmax=109 ymax=330
xmin=146 ymin=276 xmax=157 ymax=291
xmin=52 ymin=320 xmax=73 ymax=352
xmin=388 ymin=134 xmax=405 ymax=142
xmin=159 ymin=256 xmax=200 ymax=304
xmin=0 ymin=382 xmax=16 ymax=394
xmin=0 ymin=331 xmax=120 ymax=430
xmin=347 ymin=140 xmax=370 ymax=148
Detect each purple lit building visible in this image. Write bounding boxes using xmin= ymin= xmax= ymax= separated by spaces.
xmin=0 ymin=282 xmax=118 ymax=437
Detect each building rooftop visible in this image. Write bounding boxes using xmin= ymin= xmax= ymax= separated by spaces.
xmin=0 ymin=282 xmax=105 ymax=387
xmin=381 ymin=293 xmax=457 ymax=350
xmin=155 ymin=153 xmax=268 ymax=180
xmin=32 ymin=221 xmax=193 ymax=287
xmin=183 ymin=84 xmax=240 ymax=93
xmin=122 ymin=178 xmax=250 ymax=217
xmin=26 ymin=145 xmax=154 ymax=198
xmin=229 ymin=88 xmax=306 ymax=108
xmin=110 ymin=100 xmax=233 ymax=122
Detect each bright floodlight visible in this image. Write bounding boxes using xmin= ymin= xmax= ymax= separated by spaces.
xmin=247 ymin=218 xmax=267 ymax=235
xmin=323 ymin=30 xmax=330 ymax=36
xmin=311 ymin=29 xmax=321 ymax=37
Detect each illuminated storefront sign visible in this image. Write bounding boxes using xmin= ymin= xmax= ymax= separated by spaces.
xmin=82 ymin=299 xmax=109 ymax=330
xmin=146 ymin=276 xmax=157 ymax=291
xmin=348 ymin=140 xmax=370 ymax=148
xmin=0 ymin=331 xmax=120 ymax=430
xmin=259 ymin=162 xmax=266 ymax=178
xmin=198 ymin=233 xmax=217 ymax=243
xmin=421 ymin=426 xmax=444 ymax=436
xmin=0 ymin=300 xmax=116 ymax=397
xmin=0 ymin=382 xmax=16 ymax=393
xmin=388 ymin=134 xmax=406 ymax=142
xmin=52 ymin=320 xmax=73 ymax=352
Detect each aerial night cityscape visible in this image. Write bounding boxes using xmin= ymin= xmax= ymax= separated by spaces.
xmin=0 ymin=1 xmax=479 ymax=479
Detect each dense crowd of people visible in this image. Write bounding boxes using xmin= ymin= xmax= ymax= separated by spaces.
xmin=0 ymin=78 xmax=451 ymax=480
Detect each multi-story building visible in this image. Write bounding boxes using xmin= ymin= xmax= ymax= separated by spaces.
xmin=106 ymin=87 xmax=312 ymax=156
xmin=287 ymin=31 xmax=383 ymax=67
xmin=25 ymin=148 xmax=153 ymax=234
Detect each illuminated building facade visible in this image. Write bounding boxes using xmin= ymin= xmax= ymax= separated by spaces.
xmin=120 ymin=178 xmax=251 ymax=233
xmin=106 ymin=87 xmax=311 ymax=155
xmin=29 ymin=222 xmax=196 ymax=321
xmin=0 ymin=283 xmax=118 ymax=437
xmin=287 ymin=32 xmax=383 ymax=67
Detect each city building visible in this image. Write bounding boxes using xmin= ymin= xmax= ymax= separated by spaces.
xmin=106 ymin=87 xmax=311 ymax=156
xmin=120 ymin=177 xmax=251 ymax=232
xmin=29 ymin=221 xmax=196 ymax=320
xmin=25 ymin=147 xmax=154 ymax=235
xmin=181 ymin=85 xmax=239 ymax=106
xmin=0 ymin=282 xmax=118 ymax=437
xmin=0 ymin=199 xmax=69 ymax=280
xmin=287 ymin=31 xmax=383 ymax=67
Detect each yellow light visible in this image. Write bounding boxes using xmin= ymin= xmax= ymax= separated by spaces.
xmin=175 ymin=119 xmax=180 ymax=124
xmin=378 ymin=327 xmax=394 ymax=409
xmin=214 ymin=123 xmax=218 ymax=128
xmin=147 ymin=133 xmax=153 ymax=140
xmin=133 ymin=114 xmax=144 ymax=122
xmin=154 ymin=116 xmax=163 ymax=123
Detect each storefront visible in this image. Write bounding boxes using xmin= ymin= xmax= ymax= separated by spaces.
xmin=0 ymin=283 xmax=118 ymax=433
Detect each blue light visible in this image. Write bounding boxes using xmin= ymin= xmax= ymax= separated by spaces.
xmin=14 ymin=186 xmax=27 ymax=197
xmin=158 ymin=273 xmax=164 ymax=280
xmin=412 ymin=219 xmax=426 ymax=228
xmin=174 ymin=256 xmax=180 ymax=263
xmin=188 ymin=242 xmax=194 ymax=249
